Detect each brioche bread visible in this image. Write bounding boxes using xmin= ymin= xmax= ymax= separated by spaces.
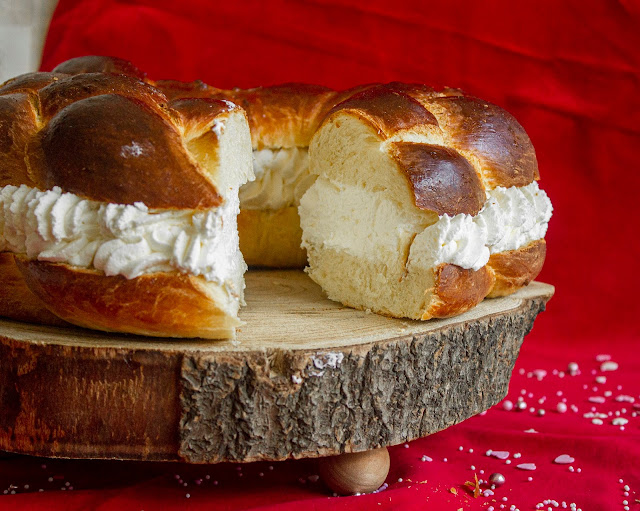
xmin=299 ymin=84 xmax=552 ymax=319
xmin=0 ymin=56 xmax=552 ymax=332
xmin=0 ymin=63 xmax=253 ymax=338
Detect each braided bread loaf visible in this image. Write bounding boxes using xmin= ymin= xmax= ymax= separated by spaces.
xmin=0 ymin=55 xmax=552 ymax=333
xmin=0 ymin=60 xmax=253 ymax=338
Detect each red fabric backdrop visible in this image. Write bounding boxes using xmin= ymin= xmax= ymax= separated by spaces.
xmin=1 ymin=0 xmax=638 ymax=509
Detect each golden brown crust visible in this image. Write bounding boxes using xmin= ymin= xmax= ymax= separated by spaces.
xmin=157 ymin=81 xmax=341 ymax=149
xmin=0 ymin=67 xmax=237 ymax=209
xmin=486 ymin=240 xmax=546 ymax=298
xmin=0 ymin=254 xmax=69 ymax=326
xmin=327 ymin=85 xmax=438 ymax=137
xmin=38 ymin=72 xmax=170 ymax=121
xmin=0 ymin=72 xmax=69 ymax=95
xmin=420 ymin=95 xmax=539 ymax=186
xmin=16 ymin=258 xmax=239 ymax=338
xmin=52 ymin=55 xmax=147 ymax=81
xmin=0 ymin=93 xmax=39 ymax=186
xmin=226 ymin=84 xmax=339 ymax=149
xmin=33 ymin=93 xmax=222 ymax=209
xmin=154 ymin=79 xmax=217 ymax=100
xmin=238 ymin=207 xmax=307 ymax=268
xmin=319 ymin=83 xmax=539 ymax=217
xmin=424 ymin=264 xmax=495 ymax=319
xmin=390 ymin=142 xmax=486 ymax=216
xmin=169 ymin=97 xmax=235 ymax=134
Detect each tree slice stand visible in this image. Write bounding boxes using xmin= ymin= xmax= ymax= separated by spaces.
xmin=0 ymin=270 xmax=553 ymax=494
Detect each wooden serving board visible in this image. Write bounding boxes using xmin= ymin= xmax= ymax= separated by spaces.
xmin=0 ymin=271 xmax=553 ymax=463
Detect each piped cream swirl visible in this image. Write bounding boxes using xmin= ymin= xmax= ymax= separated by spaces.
xmin=410 ymin=214 xmax=489 ymax=271
xmin=475 ymin=182 xmax=553 ymax=254
xmin=0 ymin=184 xmax=245 ymax=286
xmin=412 ymin=181 xmax=553 ymax=270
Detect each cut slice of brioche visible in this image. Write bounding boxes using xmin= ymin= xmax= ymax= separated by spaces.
xmin=0 ymin=64 xmax=253 ymax=339
xmin=300 ymin=84 xmax=547 ymax=320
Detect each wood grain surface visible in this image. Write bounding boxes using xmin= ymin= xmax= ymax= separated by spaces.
xmin=0 ymin=271 xmax=554 ymax=463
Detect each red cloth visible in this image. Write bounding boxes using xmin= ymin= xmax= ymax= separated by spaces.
xmin=2 ymin=0 xmax=637 ymax=509
xmin=1 ymin=343 xmax=639 ymax=510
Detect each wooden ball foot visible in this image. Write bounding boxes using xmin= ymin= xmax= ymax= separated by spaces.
xmin=318 ymin=447 xmax=390 ymax=495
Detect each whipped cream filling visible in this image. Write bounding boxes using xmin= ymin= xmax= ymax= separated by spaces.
xmin=475 ymin=182 xmax=553 ymax=254
xmin=410 ymin=214 xmax=490 ymax=271
xmin=0 ymin=184 xmax=246 ymax=289
xmin=240 ymin=147 xmax=315 ymax=210
xmin=300 ymin=180 xmax=552 ymax=272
